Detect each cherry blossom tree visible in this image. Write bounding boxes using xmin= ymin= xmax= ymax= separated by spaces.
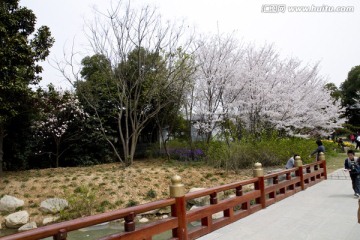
xmin=190 ymin=33 xmax=244 ymax=142
xmin=190 ymin=39 xmax=343 ymax=139
xmin=33 ymin=85 xmax=87 ymax=168
xmin=232 ymin=44 xmax=343 ymax=136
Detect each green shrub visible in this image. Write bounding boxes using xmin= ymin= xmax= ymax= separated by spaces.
xmin=96 ymin=200 xmax=112 ymax=212
xmin=145 ymin=189 xmax=157 ymax=199
xmin=15 ymin=206 xmax=23 ymax=211
xmin=60 ymin=185 xmax=98 ymax=220
xmin=115 ymin=200 xmax=124 ymax=206
xmin=126 ymin=199 xmax=139 ymax=207
xmin=204 ymin=135 xmax=337 ymax=171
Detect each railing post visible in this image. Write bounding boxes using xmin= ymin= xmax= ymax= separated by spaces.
xmin=210 ymin=192 xmax=218 ymax=204
xmin=295 ymin=156 xmax=305 ymax=190
xmin=124 ymin=212 xmax=135 ymax=232
xmin=170 ymin=175 xmax=188 ymax=240
xmin=318 ymin=152 xmax=327 ymax=179
xmin=253 ymin=162 xmax=266 ymax=208
xmin=53 ymin=229 xmax=67 ymax=240
xmin=235 ymin=186 xmax=242 ymax=196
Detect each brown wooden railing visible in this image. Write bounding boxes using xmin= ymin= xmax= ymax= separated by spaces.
xmin=0 ymin=156 xmax=327 ymax=240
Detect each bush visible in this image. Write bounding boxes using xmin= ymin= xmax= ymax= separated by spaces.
xmin=204 ymin=136 xmax=338 ymax=171
xmin=126 ymin=199 xmax=139 ymax=207
xmin=60 ymin=185 xmax=98 ymax=220
xmin=145 ymin=189 xmax=157 ymax=199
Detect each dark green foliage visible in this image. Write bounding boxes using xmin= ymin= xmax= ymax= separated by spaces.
xmin=60 ymin=185 xmax=97 ymax=220
xmin=145 ymin=189 xmax=157 ymax=199
xmin=0 ymin=0 xmax=54 ymax=174
xmin=325 ymin=83 xmax=342 ymax=102
xmin=76 ymin=47 xmax=190 ymax=166
xmin=340 ymin=65 xmax=360 ymax=126
xmin=204 ymin=134 xmax=339 ymax=172
xmin=0 ymin=0 xmax=54 ymax=121
xmin=126 ymin=199 xmax=139 ymax=207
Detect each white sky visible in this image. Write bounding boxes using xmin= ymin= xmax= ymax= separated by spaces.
xmin=20 ymin=0 xmax=360 ymax=88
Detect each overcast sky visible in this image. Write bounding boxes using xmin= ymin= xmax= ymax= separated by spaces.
xmin=20 ymin=0 xmax=360 ymax=88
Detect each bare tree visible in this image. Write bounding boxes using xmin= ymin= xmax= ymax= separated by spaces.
xmin=57 ymin=1 xmax=194 ymax=166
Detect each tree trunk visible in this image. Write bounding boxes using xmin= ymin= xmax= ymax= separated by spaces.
xmin=55 ymin=142 xmax=60 ymax=168
xmin=157 ymin=121 xmax=171 ymax=160
xmin=0 ymin=125 xmax=4 ymax=176
xmin=128 ymin=133 xmax=138 ymax=166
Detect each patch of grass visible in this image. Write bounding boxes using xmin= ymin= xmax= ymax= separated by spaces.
xmin=204 ymin=173 xmax=213 ymax=179
xmin=126 ymin=199 xmax=139 ymax=207
xmin=210 ymin=177 xmax=218 ymax=182
xmin=22 ymin=177 xmax=29 ymax=182
xmin=115 ymin=200 xmax=124 ymax=206
xmin=60 ymin=185 xmax=98 ymax=220
xmin=326 ymin=152 xmax=347 ymax=173
xmin=29 ymin=203 xmax=39 ymax=208
xmin=100 ymin=200 xmax=111 ymax=207
xmin=145 ymin=189 xmax=157 ymax=199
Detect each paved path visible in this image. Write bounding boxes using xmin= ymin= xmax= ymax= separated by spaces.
xmin=198 ymin=169 xmax=360 ymax=240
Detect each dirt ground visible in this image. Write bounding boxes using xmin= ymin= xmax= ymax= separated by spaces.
xmin=0 ymin=153 xmax=343 ymax=229
xmin=0 ymin=159 xmax=254 ymax=227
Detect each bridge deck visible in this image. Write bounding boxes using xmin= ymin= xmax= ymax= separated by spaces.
xmin=198 ymin=169 xmax=360 ymax=240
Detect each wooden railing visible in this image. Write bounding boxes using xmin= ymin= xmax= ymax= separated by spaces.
xmin=0 ymin=156 xmax=327 ymax=240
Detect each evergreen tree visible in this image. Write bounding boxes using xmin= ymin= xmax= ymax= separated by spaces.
xmin=0 ymin=0 xmax=54 ymax=174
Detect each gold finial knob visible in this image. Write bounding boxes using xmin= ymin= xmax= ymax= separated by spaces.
xmin=171 ymin=175 xmax=182 ymax=185
xmin=170 ymin=175 xmax=185 ymax=197
xmin=318 ymin=152 xmax=325 ymax=161
xmin=295 ymin=155 xmax=302 ymax=167
xmin=253 ymin=162 xmax=264 ymax=177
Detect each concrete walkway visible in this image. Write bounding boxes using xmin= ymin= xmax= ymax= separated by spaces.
xmin=198 ymin=169 xmax=360 ymax=240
